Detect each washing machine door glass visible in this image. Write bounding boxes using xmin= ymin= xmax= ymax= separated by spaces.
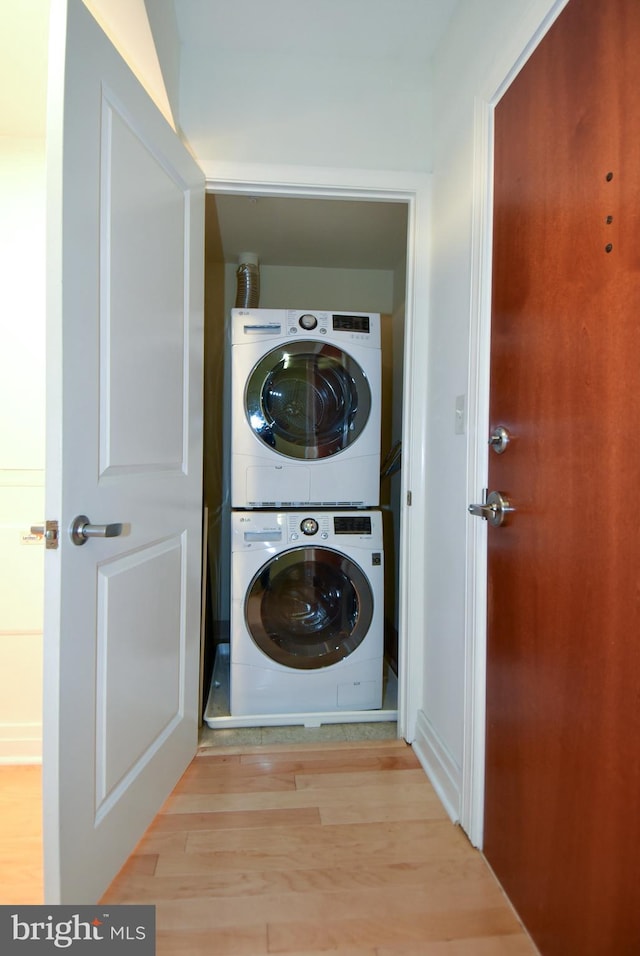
xmin=245 ymin=546 xmax=374 ymax=669
xmin=245 ymin=341 xmax=372 ymax=459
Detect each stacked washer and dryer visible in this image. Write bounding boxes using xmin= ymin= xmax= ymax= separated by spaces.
xmin=229 ymin=308 xmax=384 ymax=719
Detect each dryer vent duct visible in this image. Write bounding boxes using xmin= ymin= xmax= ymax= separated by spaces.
xmin=235 ymin=252 xmax=260 ymax=308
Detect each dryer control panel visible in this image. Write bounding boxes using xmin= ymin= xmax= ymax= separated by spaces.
xmin=232 ymin=308 xmax=381 ymax=348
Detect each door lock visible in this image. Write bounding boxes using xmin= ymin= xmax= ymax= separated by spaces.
xmin=489 ymin=425 xmax=511 ymax=454
xmin=468 ymin=490 xmax=514 ymax=527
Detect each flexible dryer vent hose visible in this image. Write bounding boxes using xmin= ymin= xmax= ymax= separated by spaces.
xmin=235 ymin=251 xmax=260 ymax=308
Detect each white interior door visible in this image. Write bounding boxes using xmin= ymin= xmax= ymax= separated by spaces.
xmin=44 ymin=0 xmax=204 ymax=903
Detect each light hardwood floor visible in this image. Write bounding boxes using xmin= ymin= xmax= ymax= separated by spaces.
xmin=0 ymin=764 xmax=43 ymax=904
xmin=102 ymin=738 xmax=539 ymax=955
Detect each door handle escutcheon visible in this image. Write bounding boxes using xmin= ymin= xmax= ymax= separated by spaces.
xmin=468 ymin=491 xmax=514 ymax=527
xmin=70 ymin=515 xmax=123 ymax=546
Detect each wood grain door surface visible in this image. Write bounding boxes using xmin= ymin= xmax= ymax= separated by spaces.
xmin=484 ymin=0 xmax=640 ymax=952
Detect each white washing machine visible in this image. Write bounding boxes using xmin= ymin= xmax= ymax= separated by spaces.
xmin=230 ymin=510 xmax=384 ymax=716
xmin=231 ymin=308 xmax=381 ymax=508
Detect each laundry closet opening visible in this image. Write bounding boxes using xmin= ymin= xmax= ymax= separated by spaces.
xmin=199 ymin=191 xmax=409 ymax=736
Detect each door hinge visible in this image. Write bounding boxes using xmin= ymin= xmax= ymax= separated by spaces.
xmin=30 ymin=520 xmax=59 ymax=550
xmin=407 ymin=490 xmax=412 ymax=506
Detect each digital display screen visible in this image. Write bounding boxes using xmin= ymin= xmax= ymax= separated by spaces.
xmin=334 ymin=516 xmax=372 ymax=534
xmin=332 ymin=314 xmax=371 ymax=333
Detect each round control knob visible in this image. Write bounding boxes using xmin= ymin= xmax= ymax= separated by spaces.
xmin=299 ymin=313 xmax=318 ymax=331
xmin=300 ymin=517 xmax=319 ymax=536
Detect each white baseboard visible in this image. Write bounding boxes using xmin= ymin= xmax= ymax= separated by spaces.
xmin=0 ymin=723 xmax=42 ymax=764
xmin=412 ymin=709 xmax=461 ymax=824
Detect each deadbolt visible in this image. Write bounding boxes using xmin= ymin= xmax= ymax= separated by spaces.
xmin=468 ymin=490 xmax=514 ymax=528
xmin=489 ymin=426 xmax=510 ymax=454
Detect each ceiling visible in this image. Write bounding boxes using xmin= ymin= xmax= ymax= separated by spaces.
xmin=173 ymin=0 xmax=457 ymax=60
xmin=172 ymin=0 xmax=459 ymax=271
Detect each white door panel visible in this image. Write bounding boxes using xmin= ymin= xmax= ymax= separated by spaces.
xmin=102 ymin=94 xmax=188 ymax=474
xmin=44 ymin=0 xmax=204 ymax=902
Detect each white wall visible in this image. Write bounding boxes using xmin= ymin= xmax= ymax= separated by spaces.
xmin=415 ymin=0 xmax=566 ymax=822
xmin=223 ymin=263 xmax=395 ymax=318
xmin=0 ymin=0 xmax=50 ymax=763
xmin=0 ymin=140 xmax=47 ymax=761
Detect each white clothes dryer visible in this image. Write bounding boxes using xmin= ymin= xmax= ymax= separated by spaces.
xmin=230 ymin=510 xmax=384 ymax=716
xmin=231 ymin=308 xmax=381 ymax=508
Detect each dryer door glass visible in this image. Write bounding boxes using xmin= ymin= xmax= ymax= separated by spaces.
xmin=245 ymin=341 xmax=372 ymax=460
xmin=245 ymin=546 xmax=374 ymax=669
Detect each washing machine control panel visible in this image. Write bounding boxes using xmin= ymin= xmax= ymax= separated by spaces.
xmin=233 ymin=512 xmax=381 ymax=550
xmin=286 ymin=513 xmax=376 ymax=542
xmin=288 ymin=514 xmax=331 ymax=541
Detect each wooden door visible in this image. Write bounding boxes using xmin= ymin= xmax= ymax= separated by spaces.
xmin=44 ymin=0 xmax=204 ymax=902
xmin=484 ymin=0 xmax=640 ymax=952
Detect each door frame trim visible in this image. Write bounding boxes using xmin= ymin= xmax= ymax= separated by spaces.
xmin=201 ymin=162 xmax=432 ymax=742
xmin=462 ymin=0 xmax=571 ymax=847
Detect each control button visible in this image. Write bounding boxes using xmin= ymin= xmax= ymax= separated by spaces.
xmin=299 ymin=313 xmax=318 ymax=331
xmin=300 ymin=518 xmax=319 ymax=536
xmin=319 ymin=327 xmax=327 ymax=334
xmin=321 ymin=531 xmax=329 ymax=539
xmin=291 ymin=532 xmax=299 ymax=540
xmin=288 ymin=327 xmax=298 ymax=334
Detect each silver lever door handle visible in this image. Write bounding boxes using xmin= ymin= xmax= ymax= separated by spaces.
xmin=468 ymin=490 xmax=514 ymax=528
xmin=70 ymin=514 xmax=123 ymax=546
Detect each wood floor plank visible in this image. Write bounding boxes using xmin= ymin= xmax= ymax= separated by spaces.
xmin=98 ymin=856 xmax=494 ymax=903
xmin=191 ymin=751 xmax=419 ymax=777
xmin=375 ymin=937 xmax=538 ymax=956
xmin=162 ymin=781 xmax=443 ymax=816
xmin=172 ymin=770 xmax=297 ymax=795
xmin=318 ymin=798 xmax=448 ymax=825
xmin=266 ymin=907 xmax=527 ymax=953
xmin=152 ymin=806 xmax=321 ymax=833
xmin=155 ymin=823 xmax=481 ymax=877
xmin=198 ymin=737 xmax=408 ymax=759
xmin=152 ymin=886 xmax=523 ymax=934
xmin=294 ymin=768 xmax=428 ymax=790
xmin=183 ymin=818 xmax=457 ymax=854
xmin=237 ymin=740 xmax=412 ymax=765
xmin=132 ymin=831 xmax=188 ymax=856
xmin=156 ymin=925 xmax=267 ymax=956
